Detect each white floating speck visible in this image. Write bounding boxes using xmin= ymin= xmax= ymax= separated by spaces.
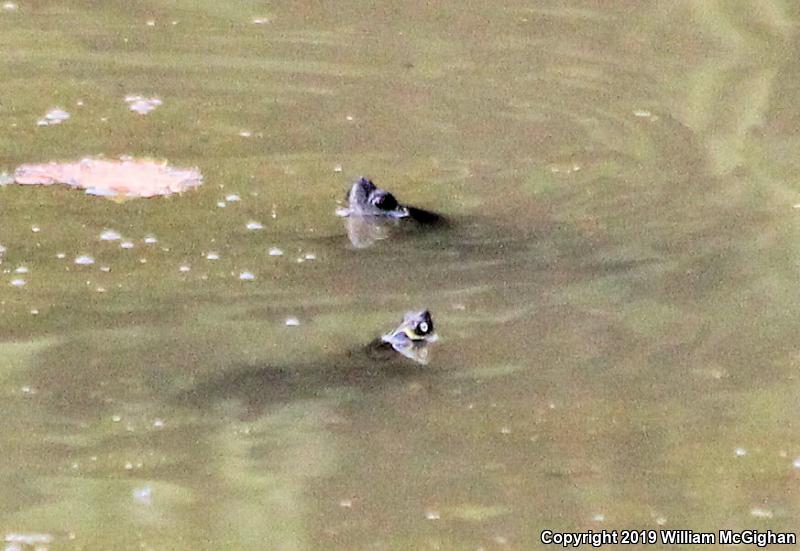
xmin=124 ymin=95 xmax=162 ymax=115
xmin=0 ymin=244 xmax=5 ymax=254
xmin=655 ymin=516 xmax=667 ymax=526
xmin=333 ymin=164 xmax=343 ymax=173
xmin=30 ymin=225 xmax=40 ymax=233
xmin=0 ymin=173 xmax=12 ymax=186
xmin=30 ymin=309 xmax=38 ymax=315
xmin=76 ymin=99 xmax=84 ymax=107
xmin=750 ymin=507 xmax=773 ymax=518
xmin=120 ymin=241 xmax=134 ymax=249
xmin=75 ymin=255 xmax=95 ymax=265
xmin=132 ymin=485 xmax=152 ymax=505
xmin=111 ymin=415 xmax=122 ymax=422
xmin=550 ymin=164 xmax=581 ymax=175
xmin=145 ymin=19 xmax=155 ymax=27
xmin=14 ymin=266 xmax=28 ymax=274
xmin=734 ymin=447 xmax=747 ymax=457
xmin=339 ymin=499 xmax=352 ymax=508
xmin=37 ymin=107 xmax=70 ymax=126
xmin=304 ymin=252 xmax=317 ymax=261
xmin=153 ymin=419 xmax=164 ymax=428
xmin=179 ymin=265 xmax=191 ymax=272
xmin=206 ymin=252 xmax=220 ymax=260
xmin=225 ymin=194 xmax=241 ymax=203
xmin=794 ymin=457 xmax=800 ymax=469
xmin=285 ymin=317 xmax=300 ymax=327
xmin=500 ymin=427 xmax=511 ymax=435
xmin=592 ymin=513 xmax=605 ymax=522
xmin=124 ymin=462 xmax=133 ymax=471
xmin=100 ymin=266 xmax=111 ymax=272
xmin=425 ymin=510 xmax=440 ymax=520
xmin=239 ymin=271 xmax=255 ymax=281
xmin=246 ymin=220 xmax=264 ymax=230
xmin=55 ymin=252 xmax=66 ymax=259
xmin=239 ymin=130 xmax=252 ymax=138
xmin=2 ymin=2 xmax=19 ymax=12
xmin=96 ymin=287 xmax=106 ymax=293
xmin=100 ymin=229 xmax=121 ymax=241
xmin=633 ymin=109 xmax=652 ymax=118
xmin=143 ymin=235 xmax=158 ymax=244
xmin=4 ymin=534 xmax=53 ymax=545
xmin=217 ymin=201 xmax=226 ymax=208
xmin=252 ymin=17 xmax=269 ymax=24
xmin=268 ymin=247 xmax=283 ymax=256
xmin=345 ymin=115 xmax=354 ymax=121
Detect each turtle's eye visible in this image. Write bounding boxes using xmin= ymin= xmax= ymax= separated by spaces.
xmin=417 ymin=321 xmax=429 ymax=334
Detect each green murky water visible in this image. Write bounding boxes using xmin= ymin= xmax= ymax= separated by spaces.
xmin=1 ymin=1 xmax=800 ymax=549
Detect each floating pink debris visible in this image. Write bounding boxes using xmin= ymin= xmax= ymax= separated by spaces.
xmin=124 ymin=95 xmax=162 ymax=115
xmin=11 ymin=157 xmax=203 ymax=198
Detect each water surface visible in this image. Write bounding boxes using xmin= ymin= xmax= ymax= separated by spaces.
xmin=1 ymin=1 xmax=799 ymax=549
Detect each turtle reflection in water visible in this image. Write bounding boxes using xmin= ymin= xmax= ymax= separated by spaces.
xmin=180 ymin=310 xmax=439 ymax=416
xmin=336 ymin=177 xmax=443 ymax=248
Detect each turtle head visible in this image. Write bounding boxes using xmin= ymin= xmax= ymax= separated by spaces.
xmin=381 ymin=310 xmax=438 ymax=364
xmin=346 ymin=178 xmax=407 ymax=217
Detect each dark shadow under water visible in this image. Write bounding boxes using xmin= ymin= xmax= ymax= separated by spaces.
xmin=176 ymin=343 xmax=437 ymax=419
